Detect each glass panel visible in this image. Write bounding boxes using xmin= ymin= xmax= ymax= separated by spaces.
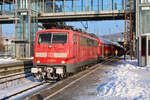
xmin=140 ymin=0 xmax=150 ymax=3
xmin=38 ymin=33 xmax=52 ymax=44
xmin=40 ymin=0 xmax=134 ymax=13
xmin=18 ymin=0 xmax=28 ymax=9
xmin=139 ymin=7 xmax=150 ymax=34
xmin=38 ymin=33 xmax=67 ymax=44
xmin=64 ymin=0 xmax=72 ymax=12
xmin=141 ymin=37 xmax=146 ymax=56
xmin=55 ymin=1 xmax=63 ymax=13
xmin=45 ymin=0 xmax=53 ymax=12
xmin=52 ymin=33 xmax=67 ymax=44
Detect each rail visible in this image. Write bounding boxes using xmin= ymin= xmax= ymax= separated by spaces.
xmin=2 ymin=82 xmax=47 ymax=100
xmin=0 ymin=61 xmax=32 ymax=78
xmin=0 ymin=73 xmax=32 ymax=85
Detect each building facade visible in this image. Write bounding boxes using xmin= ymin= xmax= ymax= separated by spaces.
xmin=137 ymin=0 xmax=150 ymax=66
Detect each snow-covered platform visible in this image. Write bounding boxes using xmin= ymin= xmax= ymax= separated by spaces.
xmin=0 ymin=57 xmax=33 ymax=65
xmin=49 ymin=57 xmax=150 ymax=100
xmin=0 ymin=58 xmax=21 ymax=65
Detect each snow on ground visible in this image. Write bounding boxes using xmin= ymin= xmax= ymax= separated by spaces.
xmin=1 ymin=57 xmax=150 ymax=100
xmin=0 ymin=76 xmax=43 ymax=99
xmin=97 ymin=58 xmax=150 ymax=99
xmin=0 ymin=58 xmax=21 ymax=64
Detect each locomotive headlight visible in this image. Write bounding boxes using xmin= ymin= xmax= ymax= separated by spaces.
xmin=61 ymin=61 xmax=65 ymax=64
xmin=37 ymin=60 xmax=40 ymax=63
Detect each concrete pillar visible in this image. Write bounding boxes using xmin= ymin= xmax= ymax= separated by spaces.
xmin=27 ymin=0 xmax=31 ymax=58
xmin=53 ymin=0 xmax=55 ymax=13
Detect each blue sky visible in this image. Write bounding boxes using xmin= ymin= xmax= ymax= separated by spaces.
xmin=2 ymin=20 xmax=124 ymax=38
xmin=67 ymin=20 xmax=124 ymax=36
xmin=2 ymin=24 xmax=15 ymax=38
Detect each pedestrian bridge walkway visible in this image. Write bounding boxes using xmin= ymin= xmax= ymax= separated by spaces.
xmin=0 ymin=0 xmax=135 ymax=23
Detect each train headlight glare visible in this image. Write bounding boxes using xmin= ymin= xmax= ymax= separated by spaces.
xmin=61 ymin=61 xmax=65 ymax=64
xmin=37 ymin=60 xmax=40 ymax=63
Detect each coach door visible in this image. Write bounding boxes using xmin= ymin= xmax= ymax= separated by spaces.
xmin=141 ymin=34 xmax=150 ymax=66
xmin=141 ymin=36 xmax=146 ymax=66
xmin=147 ymin=36 xmax=150 ymax=66
xmin=102 ymin=44 xmax=104 ymax=58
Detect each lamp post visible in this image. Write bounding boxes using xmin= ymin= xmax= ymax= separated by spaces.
xmin=124 ymin=0 xmax=127 ymax=60
xmin=129 ymin=0 xmax=133 ymax=60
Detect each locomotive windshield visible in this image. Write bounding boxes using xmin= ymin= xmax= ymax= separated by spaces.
xmin=38 ymin=33 xmax=67 ymax=44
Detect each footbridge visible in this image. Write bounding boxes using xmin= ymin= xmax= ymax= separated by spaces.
xmin=0 ymin=0 xmax=135 ymax=23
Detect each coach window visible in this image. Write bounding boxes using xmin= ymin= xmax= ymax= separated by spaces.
xmin=94 ymin=41 xmax=98 ymax=47
xmin=85 ymin=37 xmax=88 ymax=46
xmin=91 ymin=40 xmax=93 ymax=46
xmin=80 ymin=36 xmax=84 ymax=45
xmin=73 ymin=35 xmax=76 ymax=44
xmin=87 ymin=39 xmax=90 ymax=46
xmin=88 ymin=39 xmax=91 ymax=46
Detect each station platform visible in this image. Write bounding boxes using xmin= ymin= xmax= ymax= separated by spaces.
xmin=47 ymin=57 xmax=150 ymax=100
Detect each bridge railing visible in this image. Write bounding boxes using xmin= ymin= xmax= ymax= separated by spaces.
xmin=37 ymin=0 xmax=135 ymax=14
xmin=0 ymin=1 xmax=15 ymax=17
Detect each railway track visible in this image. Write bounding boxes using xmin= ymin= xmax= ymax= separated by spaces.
xmin=0 ymin=72 xmax=32 ymax=85
xmin=0 ymin=60 xmax=32 ymax=78
xmin=2 ymin=82 xmax=48 ymax=100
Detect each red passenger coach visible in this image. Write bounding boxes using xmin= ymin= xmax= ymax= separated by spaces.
xmin=96 ymin=37 xmax=104 ymax=61
xmin=32 ymin=29 xmax=99 ymax=81
xmin=96 ymin=37 xmax=116 ymax=61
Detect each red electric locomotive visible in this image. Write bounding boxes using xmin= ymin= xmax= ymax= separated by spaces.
xmin=31 ymin=29 xmax=99 ymax=81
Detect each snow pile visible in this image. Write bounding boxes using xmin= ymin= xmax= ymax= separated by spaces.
xmin=97 ymin=59 xmax=150 ymax=99
xmin=0 ymin=58 xmax=21 ymax=64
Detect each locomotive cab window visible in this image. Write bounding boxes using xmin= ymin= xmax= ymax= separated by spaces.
xmin=52 ymin=33 xmax=67 ymax=44
xmin=38 ymin=33 xmax=52 ymax=44
xmin=38 ymin=33 xmax=67 ymax=44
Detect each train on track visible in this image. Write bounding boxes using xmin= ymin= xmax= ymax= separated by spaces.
xmin=31 ymin=29 xmax=122 ymax=81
